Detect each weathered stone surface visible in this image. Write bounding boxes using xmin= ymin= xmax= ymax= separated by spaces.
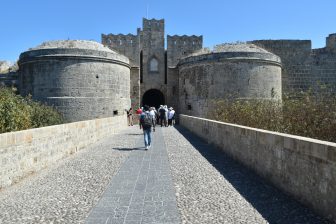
xmin=0 ymin=115 xmax=127 ymax=189
xmin=251 ymin=38 xmax=336 ymax=94
xmin=18 ymin=40 xmax=130 ymax=122
xmin=177 ymin=46 xmax=282 ymax=117
xmin=0 ymin=125 xmax=332 ymax=223
xmin=0 ymin=126 xmax=139 ymax=224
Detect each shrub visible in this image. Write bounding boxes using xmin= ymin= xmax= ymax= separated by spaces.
xmin=0 ymin=87 xmax=63 ymax=133
xmin=209 ymin=89 xmax=336 ymax=143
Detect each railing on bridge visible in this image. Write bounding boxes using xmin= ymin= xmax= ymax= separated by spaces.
xmin=0 ymin=115 xmax=127 ymax=190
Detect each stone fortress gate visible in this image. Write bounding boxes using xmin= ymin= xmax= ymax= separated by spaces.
xmin=102 ymin=18 xmax=336 ymax=118
xmin=102 ymin=18 xmax=203 ymax=113
xmin=16 ymin=18 xmax=336 ymax=121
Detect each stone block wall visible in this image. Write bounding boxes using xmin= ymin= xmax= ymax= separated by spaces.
xmin=166 ymin=67 xmax=179 ymax=114
xmin=178 ymin=52 xmax=282 ymax=118
xmin=0 ymin=71 xmax=17 ymax=88
xmin=250 ymin=40 xmax=312 ymax=93
xmin=180 ymin=115 xmax=336 ymax=222
xmin=140 ymin=18 xmax=166 ymax=97
xmin=311 ymin=48 xmax=336 ymax=90
xmin=326 ymin=33 xmax=336 ymax=52
xmin=0 ymin=115 xmax=127 ymax=189
xmin=102 ymin=33 xmax=140 ymax=66
xmin=167 ymin=35 xmax=203 ymax=67
xmin=251 ymin=39 xmax=336 ymax=94
xmin=19 ymin=44 xmax=131 ymax=122
xmin=130 ymin=67 xmax=140 ymax=110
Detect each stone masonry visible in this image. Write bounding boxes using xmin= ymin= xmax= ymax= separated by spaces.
xmin=102 ymin=18 xmax=203 ymax=112
xmin=102 ymin=18 xmax=335 ymax=118
xmin=10 ymin=19 xmax=335 ymax=120
xmin=18 ymin=40 xmax=130 ymax=122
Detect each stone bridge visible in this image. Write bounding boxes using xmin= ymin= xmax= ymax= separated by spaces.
xmin=0 ymin=115 xmax=335 ymax=224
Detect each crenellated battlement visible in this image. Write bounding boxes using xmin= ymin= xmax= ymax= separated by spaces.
xmin=143 ymin=18 xmax=164 ymax=32
xmin=101 ymin=33 xmax=140 ymax=66
xmin=102 ymin=33 xmax=139 ymax=47
xmin=100 ymin=18 xmax=336 ymax=112
xmin=326 ymin=33 xmax=336 ymax=51
xmin=167 ymin=35 xmax=202 ymax=46
xmin=167 ymin=35 xmax=203 ymax=67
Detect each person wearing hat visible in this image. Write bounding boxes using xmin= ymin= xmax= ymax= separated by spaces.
xmin=168 ymin=107 xmax=175 ymax=126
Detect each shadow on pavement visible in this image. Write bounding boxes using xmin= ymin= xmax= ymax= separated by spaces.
xmin=174 ymin=125 xmax=332 ymax=224
xmin=112 ymin=147 xmax=144 ymax=151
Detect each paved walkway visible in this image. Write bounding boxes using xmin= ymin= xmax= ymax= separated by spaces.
xmin=85 ymin=129 xmax=180 ymax=224
xmin=163 ymin=126 xmax=332 ymax=224
xmin=0 ymin=125 xmax=332 ymax=224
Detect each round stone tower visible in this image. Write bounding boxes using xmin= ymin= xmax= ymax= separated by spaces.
xmin=18 ymin=40 xmax=130 ymax=122
xmin=177 ymin=43 xmax=282 ymax=117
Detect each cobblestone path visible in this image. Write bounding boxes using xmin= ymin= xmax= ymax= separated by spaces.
xmin=0 ymin=125 xmax=332 ymax=224
xmin=0 ymin=127 xmax=138 ymax=224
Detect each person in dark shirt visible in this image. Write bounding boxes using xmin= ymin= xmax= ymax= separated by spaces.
xmin=158 ymin=105 xmax=166 ymax=127
xmin=139 ymin=105 xmax=155 ymax=150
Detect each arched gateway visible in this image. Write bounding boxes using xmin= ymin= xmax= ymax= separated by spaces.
xmin=142 ymin=89 xmax=165 ymax=109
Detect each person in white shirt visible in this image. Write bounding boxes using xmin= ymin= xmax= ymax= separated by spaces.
xmin=168 ymin=107 xmax=175 ymax=126
xmin=164 ymin=105 xmax=169 ymax=127
xmin=149 ymin=107 xmax=156 ymax=126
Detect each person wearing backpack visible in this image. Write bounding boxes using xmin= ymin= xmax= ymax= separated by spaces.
xmin=139 ymin=105 xmax=155 ymax=150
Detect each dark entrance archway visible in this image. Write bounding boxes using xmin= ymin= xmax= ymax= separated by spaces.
xmin=142 ymin=89 xmax=165 ymax=109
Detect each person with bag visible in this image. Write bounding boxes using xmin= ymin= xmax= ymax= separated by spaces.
xmin=139 ymin=105 xmax=155 ymax=150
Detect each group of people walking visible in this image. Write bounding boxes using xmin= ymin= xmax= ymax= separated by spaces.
xmin=126 ymin=105 xmax=176 ymax=128
xmin=126 ymin=105 xmax=176 ymax=150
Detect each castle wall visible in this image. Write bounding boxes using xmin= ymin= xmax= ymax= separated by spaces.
xmin=180 ymin=114 xmax=336 ymax=222
xmin=250 ymin=40 xmax=313 ymax=93
xmin=311 ymin=48 xmax=336 ymax=90
xmin=326 ymin=33 xmax=336 ymax=51
xmin=166 ymin=67 xmax=179 ymax=112
xmin=140 ymin=19 xmax=167 ymax=103
xmin=102 ymin=33 xmax=140 ymax=67
xmin=167 ymin=35 xmax=203 ymax=67
xmin=130 ymin=67 xmax=140 ymax=110
xmin=101 ymin=19 xmax=204 ymax=111
xmin=251 ymin=39 xmax=336 ymax=93
xmin=0 ymin=72 xmax=17 ymax=88
xmin=178 ymin=52 xmax=282 ymax=118
xmin=19 ymin=41 xmax=131 ymax=122
xmin=0 ymin=115 xmax=127 ymax=189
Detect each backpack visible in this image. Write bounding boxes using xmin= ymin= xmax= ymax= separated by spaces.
xmin=141 ymin=113 xmax=152 ymax=129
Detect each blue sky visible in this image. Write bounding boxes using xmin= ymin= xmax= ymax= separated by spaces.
xmin=1 ymin=0 xmax=335 ymax=62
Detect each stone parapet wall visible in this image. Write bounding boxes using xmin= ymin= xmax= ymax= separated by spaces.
xmin=0 ymin=71 xmax=17 ymax=88
xmin=0 ymin=115 xmax=127 ymax=190
xmin=180 ymin=115 xmax=336 ymax=222
xmin=178 ymin=51 xmax=281 ymax=66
